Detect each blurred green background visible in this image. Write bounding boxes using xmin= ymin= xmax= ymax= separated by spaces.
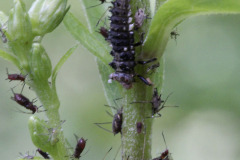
xmin=0 ymin=0 xmax=240 ymax=160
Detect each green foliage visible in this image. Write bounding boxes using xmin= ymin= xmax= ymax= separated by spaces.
xmin=63 ymin=0 xmax=240 ymax=159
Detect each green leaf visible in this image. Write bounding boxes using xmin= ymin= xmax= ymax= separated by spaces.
xmin=0 ymin=49 xmax=20 ymax=68
xmin=52 ymin=44 xmax=78 ymax=90
xmin=143 ymin=0 xmax=240 ymax=59
xmin=63 ymin=12 xmax=111 ymax=65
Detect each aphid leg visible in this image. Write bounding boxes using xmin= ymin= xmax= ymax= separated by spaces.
xmin=138 ymin=58 xmax=157 ymax=65
xmin=146 ymin=63 xmax=160 ymax=75
xmin=134 ymin=33 xmax=145 ymax=46
xmin=94 ymin=122 xmax=113 ymax=133
xmin=105 ymin=110 xmax=113 ymax=117
xmin=137 ymin=75 xmax=152 ymax=86
xmin=96 ymin=7 xmax=111 ymax=27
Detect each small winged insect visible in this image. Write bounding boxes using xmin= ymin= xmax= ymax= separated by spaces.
xmin=11 ymin=88 xmax=43 ymax=114
xmin=36 ymin=148 xmax=50 ymax=159
xmin=95 ymin=98 xmax=123 ymax=135
xmin=19 ymin=152 xmax=35 ymax=159
xmin=131 ymin=88 xmax=178 ymax=118
xmin=152 ymin=133 xmax=173 ymax=160
xmin=72 ymin=134 xmax=87 ymax=159
xmin=6 ymin=68 xmax=26 ymax=82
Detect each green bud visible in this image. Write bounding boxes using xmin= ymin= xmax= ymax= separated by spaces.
xmin=28 ymin=116 xmax=52 ymax=151
xmin=8 ymin=0 xmax=33 ymax=43
xmin=7 ymin=0 xmax=33 ymax=70
xmin=30 ymin=43 xmax=52 ymax=81
xmin=28 ymin=0 xmax=69 ymax=36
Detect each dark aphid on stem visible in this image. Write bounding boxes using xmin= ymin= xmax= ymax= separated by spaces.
xmin=73 ymin=134 xmax=87 ymax=159
xmin=136 ymin=122 xmax=143 ymax=133
xmin=99 ymin=26 xmax=109 ymax=39
xmin=131 ymin=88 xmax=178 ymax=117
xmin=11 ymin=88 xmax=40 ymax=114
xmin=95 ymin=99 xmax=123 ymax=135
xmin=36 ymin=149 xmax=50 ymax=159
xmin=6 ymin=68 xmax=26 ymax=82
xmin=107 ymin=0 xmax=157 ymax=89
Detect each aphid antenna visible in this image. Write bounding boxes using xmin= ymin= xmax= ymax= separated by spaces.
xmin=130 ymin=100 xmax=151 ymax=104
xmin=96 ymin=7 xmax=111 ymax=27
xmin=102 ymin=147 xmax=112 ymax=160
xmin=104 ymin=104 xmax=118 ymax=111
xmin=160 ymin=92 xmax=179 ymax=110
xmin=162 ymin=132 xmax=168 ymax=149
xmin=94 ymin=123 xmax=113 ymax=134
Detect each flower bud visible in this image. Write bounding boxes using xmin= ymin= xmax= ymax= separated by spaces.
xmin=28 ymin=0 xmax=69 ymax=36
xmin=30 ymin=43 xmax=52 ymax=81
xmin=8 ymin=0 xmax=33 ymax=43
xmin=28 ymin=116 xmax=52 ymax=150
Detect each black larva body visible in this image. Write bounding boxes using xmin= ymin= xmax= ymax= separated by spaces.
xmin=108 ymin=0 xmax=136 ymax=89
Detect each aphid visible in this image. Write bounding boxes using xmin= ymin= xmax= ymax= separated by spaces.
xmin=99 ymin=27 xmax=109 ymax=39
xmin=73 ymin=134 xmax=87 ymax=159
xmin=134 ymin=8 xmax=147 ymax=30
xmin=152 ymin=133 xmax=172 ymax=160
xmin=6 ymin=68 xmax=26 ymax=82
xmin=95 ymin=99 xmax=123 ymax=135
xmin=95 ymin=107 xmax=123 ymax=135
xmin=11 ymin=88 xmax=40 ymax=114
xmin=136 ymin=122 xmax=143 ymax=133
xmin=170 ymin=29 xmax=179 ymax=40
xmin=36 ymin=149 xmax=50 ymax=159
xmin=107 ymin=0 xmax=157 ymax=89
xmin=131 ymin=88 xmax=178 ymax=117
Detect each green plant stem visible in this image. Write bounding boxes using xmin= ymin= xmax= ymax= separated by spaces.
xmin=29 ymin=78 xmax=69 ymax=160
xmin=121 ymin=85 xmax=154 ymax=160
